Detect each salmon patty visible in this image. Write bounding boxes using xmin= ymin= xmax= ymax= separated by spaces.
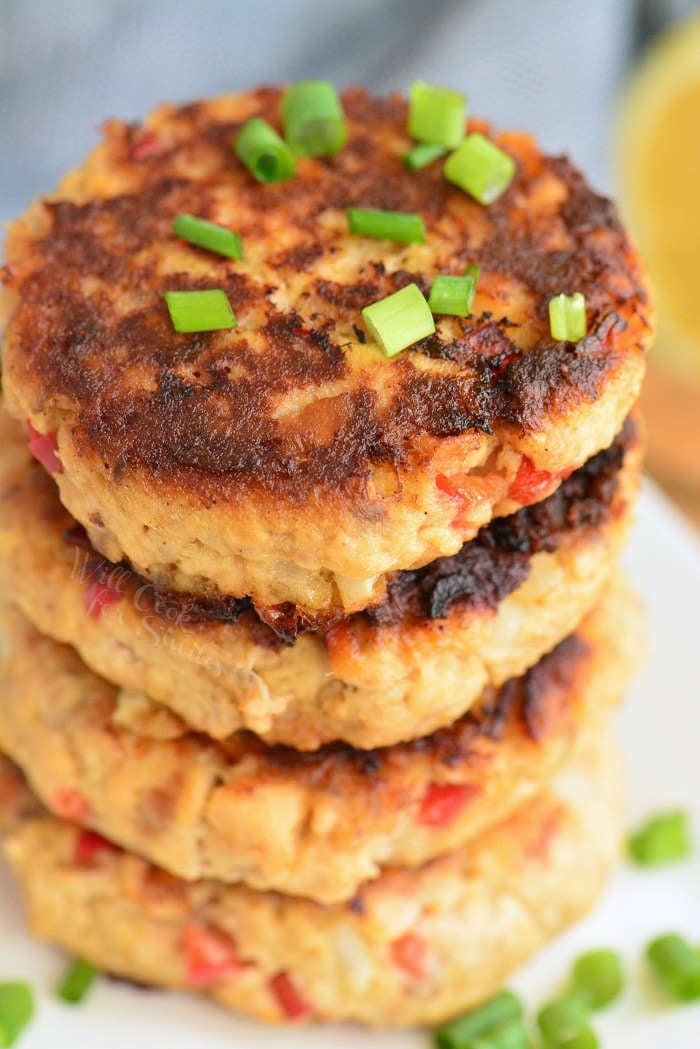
xmin=1 ymin=732 xmax=620 ymax=1027
xmin=0 ymin=578 xmax=638 ymax=902
xmin=0 ymin=410 xmax=641 ymax=749
xmin=0 ymin=88 xmax=652 ymax=619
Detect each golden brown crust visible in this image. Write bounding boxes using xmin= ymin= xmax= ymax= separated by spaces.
xmin=0 ymin=578 xmax=639 ymax=902
xmin=0 ymin=410 xmax=642 ymax=748
xmin=1 ymin=735 xmax=622 ymax=1027
xmin=1 ymin=89 xmax=652 ymax=614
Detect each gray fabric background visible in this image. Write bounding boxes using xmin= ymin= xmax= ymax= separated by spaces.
xmin=0 ymin=0 xmax=697 ymax=219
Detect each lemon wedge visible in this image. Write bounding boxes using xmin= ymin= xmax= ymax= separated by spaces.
xmin=617 ymin=11 xmax=700 ymax=383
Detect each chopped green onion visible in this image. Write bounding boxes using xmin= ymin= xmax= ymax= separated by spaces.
xmin=403 ymin=143 xmax=447 ymax=171
xmin=56 ymin=959 xmax=97 ymax=1004
xmin=173 ymin=214 xmax=243 ymax=260
xmin=444 ymin=133 xmax=516 ymax=205
xmin=362 ymin=284 xmax=434 ymax=357
xmin=544 ymin=1030 xmax=598 ymax=1049
xmin=434 ymin=990 xmax=523 ymax=1049
xmin=548 ymin=292 xmax=587 ymax=342
xmin=464 ymin=263 xmax=480 ymax=282
xmin=164 ymin=290 xmax=237 ymax=334
xmin=628 ymin=810 xmax=691 ymax=866
xmin=459 ymin=1019 xmax=530 ymax=1049
xmin=428 ymin=273 xmax=477 ymax=317
xmin=234 ymin=118 xmax=296 ymax=183
xmin=281 ymin=80 xmax=347 ymax=157
xmin=0 ymin=983 xmax=34 ymax=1048
xmin=572 ymin=949 xmax=624 ymax=1010
xmin=408 ymin=80 xmax=467 ymax=149
xmin=537 ymin=993 xmax=595 ymax=1048
xmin=346 ymin=208 xmax=426 ymax=244
xmin=647 ymin=933 xmax=700 ymax=1001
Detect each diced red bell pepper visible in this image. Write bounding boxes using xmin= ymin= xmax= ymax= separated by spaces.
xmin=130 ymin=132 xmax=160 ymax=160
xmin=181 ymin=923 xmax=242 ymax=986
xmin=269 ymin=972 xmax=312 ymax=1021
xmin=508 ymin=456 xmax=571 ymax=506
xmin=73 ymin=829 xmax=117 ymax=867
xmin=49 ymin=786 xmax=91 ymax=822
xmin=419 ymin=782 xmax=478 ymax=828
xmin=390 ymin=932 xmax=427 ymax=979
xmin=25 ymin=420 xmax=63 ymax=475
xmin=84 ymin=577 xmax=122 ymax=619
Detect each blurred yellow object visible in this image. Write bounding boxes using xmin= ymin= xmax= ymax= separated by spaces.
xmin=618 ymin=9 xmax=700 ymax=384
xmin=617 ymin=11 xmax=700 ymax=523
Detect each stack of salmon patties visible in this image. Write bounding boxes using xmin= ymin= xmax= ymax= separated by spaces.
xmin=0 ymin=87 xmax=651 ymax=1027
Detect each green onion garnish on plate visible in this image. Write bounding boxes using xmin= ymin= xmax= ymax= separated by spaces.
xmin=537 ymin=992 xmax=597 ymax=1048
xmin=444 ymin=133 xmax=515 ymax=204
xmin=173 ymin=214 xmax=243 ymax=260
xmin=628 ymin=809 xmax=691 ymax=866
xmin=0 ymin=982 xmax=34 ymax=1048
xmin=164 ymin=289 xmax=237 ymax=333
xmin=408 ymin=80 xmax=466 ymax=149
xmin=433 ymin=990 xmax=523 ymax=1049
xmin=362 ymin=284 xmax=434 ymax=357
xmin=56 ymin=959 xmax=97 ymax=1005
xmin=347 ymin=207 xmax=426 ymax=244
xmin=281 ymin=80 xmax=347 ymax=157
xmin=647 ymin=933 xmax=700 ymax=1001
xmin=403 ymin=143 xmax=447 ymax=171
xmin=234 ymin=118 xmax=296 ymax=183
xmin=572 ymin=949 xmax=625 ymax=1010
xmin=428 ymin=271 xmax=478 ymax=317
xmin=548 ymin=292 xmax=587 ymax=342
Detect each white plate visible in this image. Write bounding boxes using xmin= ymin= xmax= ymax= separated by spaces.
xmin=1 ymin=480 xmax=699 ymax=1049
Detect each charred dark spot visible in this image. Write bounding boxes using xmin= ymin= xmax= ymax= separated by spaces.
xmin=368 ymin=417 xmax=635 ymax=627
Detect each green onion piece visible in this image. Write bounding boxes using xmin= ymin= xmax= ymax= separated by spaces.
xmin=545 ymin=1029 xmax=598 ymax=1049
xmin=281 ymin=80 xmax=347 ymax=157
xmin=0 ymin=983 xmax=34 ymax=1048
xmin=444 ymin=133 xmax=516 ymax=205
xmin=173 ymin=214 xmax=243 ymax=260
xmin=408 ymin=80 xmax=467 ymax=148
xmin=572 ymin=948 xmax=624 ymax=1010
xmin=347 ymin=207 xmax=426 ymax=244
xmin=164 ymin=290 xmax=237 ymax=334
xmin=428 ymin=274 xmax=477 ymax=317
xmin=548 ymin=292 xmax=587 ymax=342
xmin=464 ymin=263 xmax=480 ymax=282
xmin=234 ymin=118 xmax=296 ymax=183
xmin=647 ymin=933 xmax=700 ymax=1001
xmin=628 ymin=810 xmax=691 ymax=866
xmin=403 ymin=142 xmax=447 ymax=171
xmin=56 ymin=959 xmax=97 ymax=1005
xmin=434 ymin=990 xmax=524 ymax=1049
xmin=460 ymin=1019 xmax=530 ymax=1049
xmin=537 ymin=993 xmax=592 ymax=1046
xmin=362 ymin=284 xmax=434 ymax=358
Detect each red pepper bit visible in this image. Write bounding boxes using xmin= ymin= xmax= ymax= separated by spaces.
xmin=390 ymin=932 xmax=427 ymax=979
xmin=181 ymin=923 xmax=242 ymax=986
xmin=49 ymin=786 xmax=91 ymax=822
xmin=84 ymin=576 xmax=123 ymax=619
xmin=419 ymin=782 xmax=479 ymax=828
xmin=508 ymin=457 xmax=572 ymax=506
xmin=489 ymin=350 xmax=519 ymax=380
xmin=73 ymin=829 xmax=117 ymax=868
xmin=269 ymin=972 xmax=312 ymax=1021
xmin=25 ymin=420 xmax=63 ymax=475
xmin=129 ymin=131 xmax=160 ymax=161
